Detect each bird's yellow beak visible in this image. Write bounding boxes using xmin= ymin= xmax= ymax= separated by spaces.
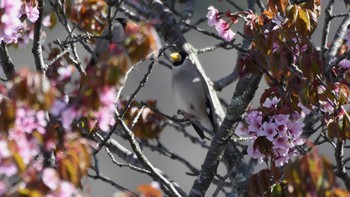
xmin=170 ymin=52 xmax=181 ymax=62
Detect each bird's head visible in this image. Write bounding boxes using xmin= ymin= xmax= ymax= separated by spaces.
xmin=170 ymin=52 xmax=188 ymax=66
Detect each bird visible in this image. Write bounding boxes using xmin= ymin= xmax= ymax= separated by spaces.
xmin=170 ymin=51 xmax=214 ymax=139
xmin=86 ymin=18 xmax=127 ymax=69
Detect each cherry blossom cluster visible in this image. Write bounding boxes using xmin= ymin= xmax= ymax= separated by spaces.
xmin=50 ymin=86 xmax=117 ymax=132
xmin=335 ymin=28 xmax=350 ymax=69
xmin=236 ymin=97 xmax=305 ymax=167
xmin=206 ymin=6 xmax=235 ymax=42
xmin=272 ymin=36 xmax=308 ymax=64
xmin=42 ymin=168 xmax=78 ymax=197
xmin=0 ymin=105 xmax=46 ymax=195
xmin=0 ymin=0 xmax=39 ymax=43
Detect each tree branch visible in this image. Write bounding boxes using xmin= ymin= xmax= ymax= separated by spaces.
xmin=321 ymin=0 xmax=335 ymax=66
xmin=335 ymin=139 xmax=350 ymax=190
xmin=32 ymin=0 xmax=46 ymax=73
xmin=189 ymin=74 xmax=262 ymax=196
xmin=326 ymin=14 xmax=350 ymax=67
xmin=0 ymin=42 xmax=15 ymax=79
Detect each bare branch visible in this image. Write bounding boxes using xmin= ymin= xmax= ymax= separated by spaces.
xmin=255 ymin=0 xmax=266 ymax=12
xmin=106 ymin=138 xmax=187 ymax=196
xmin=227 ymin=0 xmax=244 ymax=11
xmin=247 ymin=0 xmax=256 ymax=12
xmin=117 ymin=118 xmax=183 ymax=197
xmin=88 ymin=171 xmax=138 ymax=195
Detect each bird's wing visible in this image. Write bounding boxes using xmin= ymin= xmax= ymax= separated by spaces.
xmin=87 ymin=21 xmax=125 ymax=67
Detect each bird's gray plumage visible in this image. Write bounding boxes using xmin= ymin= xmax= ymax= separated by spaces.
xmin=87 ymin=18 xmax=126 ymax=68
xmin=171 ymin=52 xmax=214 ymax=139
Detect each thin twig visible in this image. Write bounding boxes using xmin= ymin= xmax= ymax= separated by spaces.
xmin=118 ymin=118 xmax=183 ymax=197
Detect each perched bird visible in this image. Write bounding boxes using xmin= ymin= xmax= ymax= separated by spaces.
xmin=87 ymin=18 xmax=127 ymax=69
xmin=170 ymin=52 xmax=214 ymax=139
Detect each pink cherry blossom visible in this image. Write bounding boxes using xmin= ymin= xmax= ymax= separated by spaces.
xmin=0 ymin=181 xmax=7 ymax=196
xmin=47 ymin=181 xmax=77 ymax=197
xmin=271 ymin=13 xmax=285 ymax=30
xmin=246 ymin=110 xmax=263 ymax=132
xmin=235 ymin=122 xmax=249 ymax=137
xmin=15 ymin=106 xmax=47 ymax=134
xmin=259 ymin=122 xmax=277 ymax=141
xmin=298 ymin=102 xmax=311 ymax=116
xmin=206 ymin=6 xmax=219 ymax=27
xmin=0 ymin=140 xmax=10 ymax=160
xmin=215 ymin=19 xmax=235 ymax=41
xmin=50 ymin=99 xmax=67 ymax=116
xmin=274 ymin=155 xmax=289 ymax=167
xmin=339 ymin=59 xmax=350 ymax=69
xmin=99 ymin=86 xmax=117 ymax=108
xmin=43 ymin=168 xmax=60 ymax=190
xmin=61 ymin=107 xmax=79 ymax=130
xmin=0 ymin=163 xmax=17 ymax=176
xmin=273 ymin=133 xmax=290 ymax=149
xmin=96 ymin=107 xmax=115 ymax=132
xmin=24 ymin=3 xmax=39 ymax=23
xmin=287 ymin=121 xmax=304 ymax=138
xmin=57 ymin=65 xmax=74 ymax=81
xmin=42 ymin=15 xmax=52 ymax=27
xmin=263 ymin=96 xmax=280 ymax=108
xmin=0 ymin=0 xmax=22 ymax=43
xmin=240 ymin=103 xmax=304 ymax=166
xmin=247 ymin=145 xmax=264 ymax=163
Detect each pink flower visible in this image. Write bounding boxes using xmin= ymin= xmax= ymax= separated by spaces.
xmin=50 ymin=99 xmax=67 ymax=116
xmin=96 ymin=107 xmax=115 ymax=132
xmin=274 ymin=155 xmax=289 ymax=167
xmin=273 ymin=133 xmax=290 ymax=149
xmin=215 ymin=19 xmax=235 ymax=41
xmin=297 ymin=102 xmax=311 ymax=116
xmin=99 ymin=87 xmax=117 ymax=108
xmin=206 ymin=6 xmax=219 ymax=27
xmin=0 ymin=140 xmax=10 ymax=160
xmin=15 ymin=106 xmax=47 ymax=134
xmin=0 ymin=0 xmax=22 ymax=43
xmin=271 ymin=13 xmax=284 ymax=30
xmin=263 ymin=97 xmax=280 ymax=108
xmin=259 ymin=122 xmax=277 ymax=141
xmin=48 ymin=181 xmax=77 ymax=197
xmin=0 ymin=181 xmax=7 ymax=196
xmin=247 ymin=144 xmax=264 ymax=163
xmin=57 ymin=65 xmax=74 ymax=81
xmin=339 ymin=59 xmax=350 ymax=69
xmin=235 ymin=122 xmax=249 ymax=137
xmin=272 ymin=114 xmax=289 ymax=124
xmin=287 ymin=121 xmax=304 ymax=138
xmin=292 ymin=138 xmax=305 ymax=146
xmin=246 ymin=111 xmax=263 ymax=132
xmin=42 ymin=15 xmax=52 ymax=27
xmin=43 ymin=168 xmax=60 ymax=190
xmin=61 ymin=107 xmax=78 ymax=130
xmin=24 ymin=3 xmax=39 ymax=23
xmin=0 ymin=163 xmax=17 ymax=176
